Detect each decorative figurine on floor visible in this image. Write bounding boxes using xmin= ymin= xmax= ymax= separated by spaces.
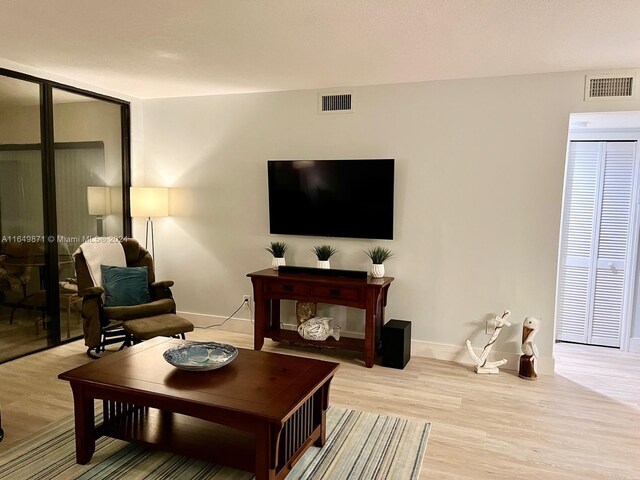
xmin=297 ymin=317 xmax=341 ymax=341
xmin=466 ymin=309 xmax=512 ymax=374
xmin=519 ymin=317 xmax=541 ymax=380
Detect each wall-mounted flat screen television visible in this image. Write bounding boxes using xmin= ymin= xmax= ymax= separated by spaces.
xmin=267 ymin=159 xmax=394 ymax=240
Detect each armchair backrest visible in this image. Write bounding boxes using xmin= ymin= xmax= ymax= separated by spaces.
xmin=75 ymin=238 xmax=156 ymax=291
xmin=121 ymin=239 xmax=156 ymax=284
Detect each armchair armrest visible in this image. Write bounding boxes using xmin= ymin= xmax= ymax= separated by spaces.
xmin=76 ymin=286 xmax=103 ymax=349
xmin=78 ymin=286 xmax=104 ymax=297
xmin=149 ymin=280 xmax=174 ymax=301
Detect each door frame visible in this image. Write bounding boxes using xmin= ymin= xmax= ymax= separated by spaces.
xmin=556 ymin=123 xmax=640 ymax=352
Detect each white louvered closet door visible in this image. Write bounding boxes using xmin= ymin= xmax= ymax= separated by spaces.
xmin=556 ymin=141 xmax=637 ymax=347
xmin=556 ymin=142 xmax=599 ymax=343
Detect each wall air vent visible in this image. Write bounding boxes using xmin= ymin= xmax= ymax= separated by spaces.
xmin=319 ymin=92 xmax=353 ymax=113
xmin=585 ymin=74 xmax=635 ymax=101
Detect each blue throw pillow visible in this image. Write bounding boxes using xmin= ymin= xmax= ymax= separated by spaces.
xmin=101 ymin=265 xmax=150 ymax=307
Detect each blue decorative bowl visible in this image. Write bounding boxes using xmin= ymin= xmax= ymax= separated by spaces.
xmin=163 ymin=342 xmax=238 ymax=371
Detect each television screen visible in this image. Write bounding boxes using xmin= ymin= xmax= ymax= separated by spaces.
xmin=267 ymin=159 xmax=394 ymax=240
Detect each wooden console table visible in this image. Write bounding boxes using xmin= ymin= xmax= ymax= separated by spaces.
xmin=247 ymin=268 xmax=394 ymax=368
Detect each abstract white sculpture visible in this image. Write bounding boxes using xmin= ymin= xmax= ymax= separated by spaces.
xmin=466 ymin=309 xmax=511 ymax=374
xmin=519 ymin=317 xmax=541 ymax=380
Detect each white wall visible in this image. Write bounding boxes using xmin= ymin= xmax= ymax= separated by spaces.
xmin=142 ymin=70 xmax=640 ymax=367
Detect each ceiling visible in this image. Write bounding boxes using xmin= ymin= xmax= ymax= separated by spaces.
xmin=1 ymin=0 xmax=640 ymax=99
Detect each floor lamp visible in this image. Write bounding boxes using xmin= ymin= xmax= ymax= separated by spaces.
xmin=87 ymin=186 xmax=110 ymax=236
xmin=130 ymin=187 xmax=169 ymax=259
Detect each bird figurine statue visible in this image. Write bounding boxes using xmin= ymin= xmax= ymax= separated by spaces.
xmin=519 ymin=317 xmax=541 ymax=380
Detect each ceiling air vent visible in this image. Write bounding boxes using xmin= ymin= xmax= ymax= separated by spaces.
xmin=585 ymin=74 xmax=635 ymax=101
xmin=319 ymin=92 xmax=353 ymax=113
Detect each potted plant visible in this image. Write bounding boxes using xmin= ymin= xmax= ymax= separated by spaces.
xmin=312 ymin=245 xmax=337 ymax=269
xmin=365 ymin=246 xmax=393 ymax=278
xmin=266 ymin=241 xmax=288 ymax=270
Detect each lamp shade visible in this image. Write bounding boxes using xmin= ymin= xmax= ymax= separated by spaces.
xmin=87 ymin=186 xmax=110 ymax=215
xmin=130 ymin=187 xmax=169 ymax=218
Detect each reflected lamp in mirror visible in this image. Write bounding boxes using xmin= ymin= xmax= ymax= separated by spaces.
xmin=87 ymin=186 xmax=111 ymax=236
xmin=130 ymin=187 xmax=169 ymax=258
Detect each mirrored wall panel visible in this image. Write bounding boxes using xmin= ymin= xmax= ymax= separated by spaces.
xmin=0 ymin=75 xmax=48 ymax=360
xmin=53 ymin=89 xmax=126 ymax=345
xmin=0 ymin=70 xmax=130 ymax=363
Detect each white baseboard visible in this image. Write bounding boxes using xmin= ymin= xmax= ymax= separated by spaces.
xmin=179 ymin=312 xmax=555 ymax=375
xmin=411 ymin=338 xmax=555 ymax=375
xmin=629 ymin=337 xmax=640 ymax=354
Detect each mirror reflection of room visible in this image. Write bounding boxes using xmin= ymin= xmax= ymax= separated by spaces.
xmin=0 ymin=76 xmax=125 ymax=363
xmin=0 ymin=75 xmax=48 ymax=360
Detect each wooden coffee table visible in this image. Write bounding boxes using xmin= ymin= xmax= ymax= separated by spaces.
xmin=58 ymin=337 xmax=339 ymax=480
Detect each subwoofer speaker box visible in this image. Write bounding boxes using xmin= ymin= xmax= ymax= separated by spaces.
xmin=382 ymin=319 xmax=411 ymax=369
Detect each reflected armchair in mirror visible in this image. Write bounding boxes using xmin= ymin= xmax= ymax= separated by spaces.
xmin=0 ymin=242 xmax=46 ymax=333
xmin=0 ymin=246 xmax=32 ymax=302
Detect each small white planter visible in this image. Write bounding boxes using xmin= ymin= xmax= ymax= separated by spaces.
xmin=371 ymin=263 xmax=385 ymax=278
xmin=317 ymin=260 xmax=330 ymax=269
xmin=272 ymin=257 xmax=286 ymax=270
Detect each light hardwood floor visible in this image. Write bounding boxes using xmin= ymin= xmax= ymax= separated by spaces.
xmin=0 ymin=330 xmax=638 ymax=479
xmin=0 ymin=304 xmax=83 ymax=362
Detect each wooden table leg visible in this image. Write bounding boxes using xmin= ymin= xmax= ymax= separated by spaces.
xmin=375 ymin=295 xmax=384 ymax=353
xmin=251 ymin=278 xmax=265 ymax=350
xmin=253 ymin=285 xmax=280 ymax=350
xmin=253 ymin=302 xmax=267 ymax=351
xmin=70 ymin=384 xmax=95 ymax=464
xmin=364 ymin=290 xmax=378 ymax=368
xmin=314 ymin=382 xmax=331 ymax=447
xmin=254 ymin=422 xmax=277 ymax=480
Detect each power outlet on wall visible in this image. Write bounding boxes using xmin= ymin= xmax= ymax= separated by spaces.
xmin=486 ymin=318 xmax=497 ymax=335
xmin=243 ymin=295 xmax=252 ymax=308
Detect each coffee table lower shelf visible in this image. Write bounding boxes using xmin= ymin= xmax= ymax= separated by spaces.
xmin=100 ymin=407 xmax=257 ymax=473
xmin=92 ymin=395 xmax=324 ymax=480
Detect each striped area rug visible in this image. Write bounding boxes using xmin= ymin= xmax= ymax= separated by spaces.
xmin=0 ymin=407 xmax=430 ymax=479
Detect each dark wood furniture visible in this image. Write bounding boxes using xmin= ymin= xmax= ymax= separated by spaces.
xmin=247 ymin=268 xmax=394 ymax=368
xmin=58 ymin=337 xmax=339 ymax=480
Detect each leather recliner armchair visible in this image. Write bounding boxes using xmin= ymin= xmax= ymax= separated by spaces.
xmin=74 ymin=238 xmax=193 ymax=358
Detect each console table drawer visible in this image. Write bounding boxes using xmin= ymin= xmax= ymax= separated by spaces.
xmin=312 ymin=286 xmax=360 ymax=301
xmin=266 ymin=282 xmax=312 ymax=297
